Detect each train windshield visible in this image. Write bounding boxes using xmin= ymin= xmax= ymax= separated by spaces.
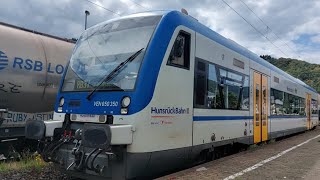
xmin=61 ymin=15 xmax=161 ymax=92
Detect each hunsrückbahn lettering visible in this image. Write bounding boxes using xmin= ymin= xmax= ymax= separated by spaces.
xmin=151 ymin=107 xmax=190 ymax=115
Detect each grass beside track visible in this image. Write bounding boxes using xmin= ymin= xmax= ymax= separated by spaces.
xmin=0 ymin=153 xmax=47 ymax=173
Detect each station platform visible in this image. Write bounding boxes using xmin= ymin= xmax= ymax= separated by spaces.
xmin=158 ymin=127 xmax=320 ymax=180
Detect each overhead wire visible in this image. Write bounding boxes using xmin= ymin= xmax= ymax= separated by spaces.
xmin=220 ymin=0 xmax=288 ymax=57
xmin=238 ymin=0 xmax=300 ymax=57
xmin=82 ymin=0 xmax=290 ymax=57
xmin=128 ymin=0 xmax=149 ymax=10
xmin=82 ymin=0 xmax=122 ymax=16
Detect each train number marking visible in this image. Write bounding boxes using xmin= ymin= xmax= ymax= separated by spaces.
xmin=93 ymin=101 xmax=119 ymax=107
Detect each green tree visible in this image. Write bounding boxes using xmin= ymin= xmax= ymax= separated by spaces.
xmin=260 ymin=55 xmax=320 ymax=93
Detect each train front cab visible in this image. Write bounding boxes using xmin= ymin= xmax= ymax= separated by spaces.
xmin=25 ymin=11 xmax=197 ymax=179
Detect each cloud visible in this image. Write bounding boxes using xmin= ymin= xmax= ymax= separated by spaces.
xmin=0 ymin=0 xmax=319 ymax=63
xmin=311 ymin=34 xmax=320 ymax=44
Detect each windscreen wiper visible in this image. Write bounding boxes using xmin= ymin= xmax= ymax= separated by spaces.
xmin=86 ymin=48 xmax=144 ymax=100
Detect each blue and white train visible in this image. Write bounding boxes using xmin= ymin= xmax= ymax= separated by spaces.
xmin=26 ymin=10 xmax=319 ymax=179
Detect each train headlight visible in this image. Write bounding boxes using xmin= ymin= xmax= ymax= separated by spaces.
xmin=59 ymin=97 xmax=65 ymax=107
xmin=121 ymin=96 xmax=131 ymax=107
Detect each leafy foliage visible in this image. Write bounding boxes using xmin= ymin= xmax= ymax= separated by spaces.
xmin=260 ymin=55 xmax=320 ymax=93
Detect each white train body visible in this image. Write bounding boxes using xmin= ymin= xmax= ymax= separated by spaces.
xmin=25 ymin=11 xmax=319 ymax=179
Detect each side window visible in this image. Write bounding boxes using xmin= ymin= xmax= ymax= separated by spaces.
xmin=218 ymin=68 xmax=248 ymax=110
xmin=207 ymin=64 xmax=220 ymax=108
xmin=300 ymin=98 xmax=305 ymax=115
xmin=283 ymin=93 xmax=292 ymax=115
xmin=242 ymin=76 xmax=250 ymax=110
xmin=194 ymin=58 xmax=249 ymax=110
xmin=194 ymin=60 xmax=207 ymax=107
xmin=270 ymin=89 xmax=284 ymax=115
xmin=312 ymin=99 xmax=318 ymax=114
xmin=271 ymin=88 xmax=306 ymax=116
xmin=167 ymin=31 xmax=190 ymax=69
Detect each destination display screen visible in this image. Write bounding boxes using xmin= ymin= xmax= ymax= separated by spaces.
xmin=74 ymin=79 xmax=122 ymax=91
xmin=74 ymin=79 xmax=91 ymax=90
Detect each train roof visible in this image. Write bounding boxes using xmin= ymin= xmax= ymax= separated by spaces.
xmin=0 ymin=21 xmax=76 ymax=44
xmin=119 ymin=10 xmax=317 ymax=94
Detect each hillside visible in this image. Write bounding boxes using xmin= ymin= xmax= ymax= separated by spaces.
xmin=260 ymin=55 xmax=320 ymax=93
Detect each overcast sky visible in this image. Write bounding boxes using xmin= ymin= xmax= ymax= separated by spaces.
xmin=1 ymin=0 xmax=319 ymax=63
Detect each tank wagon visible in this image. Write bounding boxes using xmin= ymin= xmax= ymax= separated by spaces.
xmin=0 ymin=22 xmax=74 ymax=146
xmin=26 ymin=10 xmax=319 ymax=179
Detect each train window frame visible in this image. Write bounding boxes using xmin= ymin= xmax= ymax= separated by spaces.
xmin=194 ymin=59 xmax=208 ymax=108
xmin=217 ymin=66 xmax=249 ymax=110
xmin=270 ymin=88 xmax=284 ymax=116
xmin=311 ymin=99 xmax=318 ymax=114
xmin=60 ymin=15 xmax=163 ymax=93
xmin=167 ymin=30 xmax=191 ymax=70
xmin=270 ymin=88 xmax=306 ymax=116
xmin=194 ymin=57 xmax=249 ymax=111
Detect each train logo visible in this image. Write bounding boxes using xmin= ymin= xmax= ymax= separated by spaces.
xmin=0 ymin=50 xmax=9 ymax=71
xmin=0 ymin=49 xmax=65 ymax=74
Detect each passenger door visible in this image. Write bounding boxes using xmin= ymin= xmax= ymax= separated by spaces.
xmin=253 ymin=71 xmax=268 ymax=143
xmin=306 ymin=93 xmax=311 ymax=130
